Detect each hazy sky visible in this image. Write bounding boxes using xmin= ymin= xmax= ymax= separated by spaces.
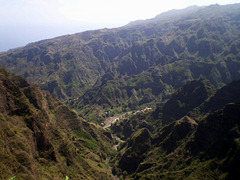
xmin=1 ymin=0 xmax=240 ymax=25
xmin=0 ymin=0 xmax=240 ymax=51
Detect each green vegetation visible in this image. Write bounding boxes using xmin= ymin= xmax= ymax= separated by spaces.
xmin=8 ymin=177 xmax=16 ymax=180
xmin=1 ymin=4 xmax=240 ymax=121
xmin=0 ymin=3 xmax=240 ymax=180
xmin=0 ymin=66 xmax=114 ymax=179
xmin=113 ymin=102 xmax=240 ymax=179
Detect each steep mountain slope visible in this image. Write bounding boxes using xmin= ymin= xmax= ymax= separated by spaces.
xmin=161 ymin=79 xmax=215 ymax=124
xmin=140 ymin=103 xmax=240 ymax=180
xmin=110 ymin=79 xmax=214 ymax=140
xmin=154 ymin=78 xmax=240 ymax=126
xmin=112 ymin=79 xmax=240 ymax=179
xmin=0 ymin=4 xmax=240 ymax=179
xmin=75 ymin=3 xmax=240 ymax=120
xmin=110 ymin=109 xmax=154 ymax=141
xmin=133 ymin=103 xmax=240 ymax=179
xmin=0 ymin=4 xmax=240 ymax=121
xmin=189 ymin=79 xmax=240 ymax=120
xmin=110 ymin=77 xmax=240 ymax=145
xmin=0 ymin=66 xmax=114 ymax=179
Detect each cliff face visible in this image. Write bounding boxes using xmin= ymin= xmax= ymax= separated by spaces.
xmin=0 ymin=66 xmax=113 ymax=179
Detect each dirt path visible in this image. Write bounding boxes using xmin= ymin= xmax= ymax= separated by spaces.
xmin=102 ymin=113 xmax=130 ymax=179
xmin=112 ymin=134 xmax=125 ymax=150
xmin=103 ymin=107 xmax=152 ymax=129
xmin=102 ymin=113 xmax=127 ymax=151
xmin=103 ymin=113 xmax=128 ymax=129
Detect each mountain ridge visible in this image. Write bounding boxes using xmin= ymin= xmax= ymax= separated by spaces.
xmin=0 ymin=3 xmax=240 ymax=122
xmin=126 ymin=5 xmax=204 ymax=27
xmin=1 ymin=3 xmax=240 ymax=179
xmin=0 ymin=65 xmax=114 ymax=179
xmin=112 ymin=78 xmax=240 ymax=179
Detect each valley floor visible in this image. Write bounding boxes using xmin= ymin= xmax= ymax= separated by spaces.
xmin=103 ymin=112 xmax=129 ymax=129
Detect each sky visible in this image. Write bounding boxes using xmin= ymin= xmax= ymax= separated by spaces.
xmin=0 ymin=0 xmax=240 ymax=52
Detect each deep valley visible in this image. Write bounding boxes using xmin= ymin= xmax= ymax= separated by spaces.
xmin=0 ymin=3 xmax=240 ymax=180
